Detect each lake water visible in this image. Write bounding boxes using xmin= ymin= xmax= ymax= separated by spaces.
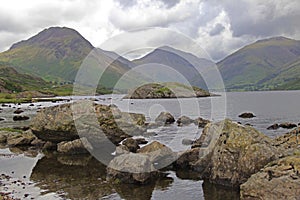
xmin=0 ymin=91 xmax=299 ymax=199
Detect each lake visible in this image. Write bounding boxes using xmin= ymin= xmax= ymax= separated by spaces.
xmin=0 ymin=90 xmax=299 ymax=199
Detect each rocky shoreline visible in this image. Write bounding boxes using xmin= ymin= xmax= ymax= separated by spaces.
xmin=0 ymin=102 xmax=300 ymax=199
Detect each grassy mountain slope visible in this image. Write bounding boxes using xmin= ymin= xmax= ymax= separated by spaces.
xmin=218 ymin=37 xmax=300 ymax=90
xmin=0 ymin=27 xmax=133 ymax=90
xmin=0 ymin=61 xmax=50 ymax=93
xmin=133 ymin=46 xmax=215 ymax=89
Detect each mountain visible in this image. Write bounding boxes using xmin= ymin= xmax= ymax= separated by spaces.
xmin=218 ymin=36 xmax=300 ymax=90
xmin=0 ymin=27 xmax=133 ymax=90
xmin=132 ymin=46 xmax=215 ymax=89
xmin=0 ymin=61 xmax=49 ymax=93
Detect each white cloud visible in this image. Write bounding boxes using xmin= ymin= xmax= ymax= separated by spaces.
xmin=0 ymin=0 xmax=299 ymax=60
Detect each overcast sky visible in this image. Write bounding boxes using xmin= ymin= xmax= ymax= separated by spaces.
xmin=0 ymin=0 xmax=299 ymax=61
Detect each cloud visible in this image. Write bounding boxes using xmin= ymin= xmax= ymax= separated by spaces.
xmin=0 ymin=0 xmax=299 ymax=61
xmin=209 ymin=23 xmax=225 ymax=36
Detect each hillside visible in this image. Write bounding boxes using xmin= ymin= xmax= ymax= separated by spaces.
xmin=133 ymin=46 xmax=215 ymax=89
xmin=0 ymin=61 xmax=49 ymax=93
xmin=0 ymin=27 xmax=133 ymax=90
xmin=218 ymin=37 xmax=300 ymax=91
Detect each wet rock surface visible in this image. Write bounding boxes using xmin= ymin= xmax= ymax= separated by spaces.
xmin=238 ymin=112 xmax=256 ymax=118
xmin=155 ymin=112 xmax=175 ymax=125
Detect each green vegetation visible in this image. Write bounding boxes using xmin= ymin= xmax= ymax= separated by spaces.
xmin=218 ymin=36 xmax=300 ymax=91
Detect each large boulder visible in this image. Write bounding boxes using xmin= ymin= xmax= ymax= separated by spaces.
xmin=30 ymin=103 xmax=143 ymax=145
xmin=137 ymin=141 xmax=176 ymax=169
xmin=155 ymin=112 xmax=175 ymax=125
xmin=240 ymin=155 xmax=300 ymax=200
xmin=106 ymin=153 xmax=157 ymax=184
xmin=192 ymin=119 xmax=281 ymax=187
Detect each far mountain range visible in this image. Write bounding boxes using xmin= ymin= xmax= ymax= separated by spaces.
xmin=0 ymin=26 xmax=299 ymax=94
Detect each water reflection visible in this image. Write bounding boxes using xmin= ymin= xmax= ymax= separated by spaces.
xmin=30 ymin=153 xmax=174 ymax=200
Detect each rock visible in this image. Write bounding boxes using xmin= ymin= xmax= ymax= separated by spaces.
xmin=13 ymin=115 xmax=30 ymax=121
xmin=0 ymin=117 xmax=5 ymax=121
xmin=123 ymin=82 xmax=212 ymax=99
xmin=238 ymin=112 xmax=256 ymax=118
xmin=31 ymin=138 xmax=46 ymax=147
xmin=177 ymin=116 xmax=194 ymax=126
xmin=192 ymin=119 xmax=281 ymax=187
xmin=0 ymin=134 xmax=7 ymax=143
xmin=13 ymin=109 xmax=24 ymax=114
xmin=279 ymin=122 xmax=297 ymax=129
xmin=7 ymin=131 xmax=36 ymax=147
xmin=42 ymin=141 xmax=57 ymax=151
xmin=155 ymin=112 xmax=175 ymax=125
xmin=57 ymin=138 xmax=92 ymax=154
xmin=115 ymin=145 xmax=130 ymax=155
xmin=240 ymin=155 xmax=300 ymax=200
xmin=135 ymin=138 xmax=148 ymax=145
xmin=176 ymin=148 xmax=203 ymax=169
xmin=194 ymin=117 xmax=210 ymax=128
xmin=122 ymin=138 xmax=140 ymax=153
xmin=273 ymin=127 xmax=300 ymax=150
xmin=267 ymin=123 xmax=279 ymax=130
xmin=182 ymin=139 xmax=194 ymax=145
xmin=29 ymin=103 xmax=35 ymax=106
xmin=106 ymin=153 xmax=157 ymax=184
xmin=30 ymin=103 xmax=134 ymax=145
xmin=137 ymin=141 xmax=176 ymax=169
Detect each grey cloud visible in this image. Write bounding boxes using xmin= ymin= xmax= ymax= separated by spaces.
xmin=209 ymin=23 xmax=225 ymax=36
xmin=159 ymin=0 xmax=180 ymax=8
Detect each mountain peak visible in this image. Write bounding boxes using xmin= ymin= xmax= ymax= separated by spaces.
xmin=10 ymin=26 xmax=93 ymax=50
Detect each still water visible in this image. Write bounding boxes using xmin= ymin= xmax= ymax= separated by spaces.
xmin=0 ymin=91 xmax=299 ymax=199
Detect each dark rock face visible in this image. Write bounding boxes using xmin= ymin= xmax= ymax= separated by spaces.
xmin=13 ymin=109 xmax=24 ymax=114
xmin=13 ymin=115 xmax=30 ymax=121
xmin=267 ymin=123 xmax=279 ymax=130
xmin=122 ymin=138 xmax=140 ymax=153
xmin=155 ymin=112 xmax=175 ymax=125
xmin=191 ymin=119 xmax=281 ymax=188
xmin=240 ymin=155 xmax=300 ymax=200
xmin=238 ymin=112 xmax=256 ymax=118
xmin=106 ymin=153 xmax=157 ymax=184
xmin=177 ymin=116 xmax=194 ymax=126
xmin=279 ymin=122 xmax=297 ymax=129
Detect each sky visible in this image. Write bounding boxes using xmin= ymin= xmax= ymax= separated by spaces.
xmin=0 ymin=0 xmax=299 ymax=61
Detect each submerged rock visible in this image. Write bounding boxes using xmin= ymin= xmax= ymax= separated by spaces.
xmin=13 ymin=115 xmax=30 ymax=121
xmin=155 ymin=112 xmax=175 ymax=125
xmin=279 ymin=122 xmax=297 ymax=129
xmin=57 ymin=138 xmax=92 ymax=154
xmin=177 ymin=116 xmax=194 ymax=126
xmin=106 ymin=153 xmax=157 ymax=184
xmin=238 ymin=112 xmax=255 ymax=118
xmin=240 ymin=155 xmax=300 ymax=200
xmin=267 ymin=123 xmax=279 ymax=130
xmin=194 ymin=117 xmax=210 ymax=128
